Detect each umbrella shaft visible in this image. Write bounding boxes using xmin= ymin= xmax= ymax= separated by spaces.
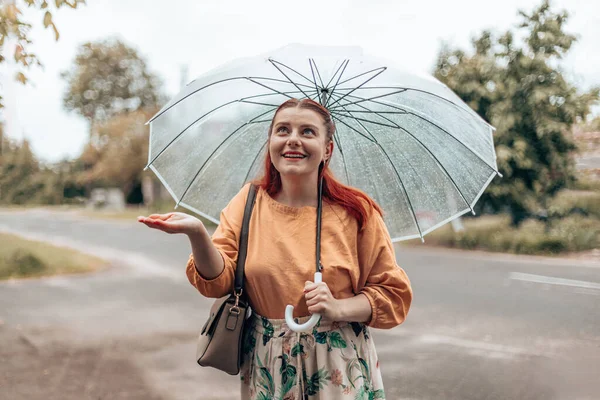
xmin=321 ymin=91 xmax=328 ymax=107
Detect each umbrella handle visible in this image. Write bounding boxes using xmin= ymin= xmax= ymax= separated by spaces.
xmin=285 ymin=272 xmax=322 ymax=332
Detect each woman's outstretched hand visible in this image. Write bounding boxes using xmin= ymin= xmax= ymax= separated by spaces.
xmin=137 ymin=212 xmax=204 ymax=236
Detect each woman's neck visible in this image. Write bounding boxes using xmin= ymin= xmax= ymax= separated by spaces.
xmin=276 ymin=175 xmax=319 ymax=208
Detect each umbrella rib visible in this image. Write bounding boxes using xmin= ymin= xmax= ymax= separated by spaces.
xmin=240 ymin=90 xmax=318 ymax=108
xmin=325 ymin=60 xmax=349 ymax=89
xmin=337 ymin=86 xmax=488 ymax=122
xmin=308 ymin=60 xmax=321 ymax=96
xmin=327 ymin=60 xmax=350 ymax=109
xmin=327 ymin=67 xmax=387 ymax=109
xmin=328 ymin=89 xmax=408 ymax=111
xmin=268 ymin=59 xmax=314 ymax=98
xmin=329 ymin=92 xmax=499 ymax=174
xmin=146 ymin=89 xmax=314 ymax=168
xmin=332 ymin=112 xmax=399 ymax=129
xmin=333 ymin=66 xmax=387 ymax=89
xmin=332 ymin=102 xmax=380 ymax=143
xmin=176 ymin=107 xmax=277 ymax=207
xmin=309 ymin=59 xmax=325 ymax=89
xmin=243 ymin=139 xmax=269 ymax=184
xmin=148 ymin=77 xmax=312 ymax=123
xmin=268 ymin=58 xmax=316 ymax=85
xmin=337 ymin=100 xmax=476 ymax=213
xmin=246 ymin=77 xmax=299 ymax=99
xmin=249 ymin=77 xmax=315 ymax=89
xmin=335 ymin=113 xmax=424 ymax=240
xmin=332 ymin=134 xmax=351 ymax=185
xmin=330 ymin=115 xmax=377 ymax=143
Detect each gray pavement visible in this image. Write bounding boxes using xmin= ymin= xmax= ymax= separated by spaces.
xmin=1 ymin=209 xmax=599 ymax=400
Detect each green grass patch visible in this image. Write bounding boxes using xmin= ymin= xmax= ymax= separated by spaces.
xmin=412 ymin=214 xmax=600 ymax=255
xmin=0 ymin=233 xmax=107 ymax=280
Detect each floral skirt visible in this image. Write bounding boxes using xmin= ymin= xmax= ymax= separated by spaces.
xmin=240 ymin=312 xmax=385 ymax=400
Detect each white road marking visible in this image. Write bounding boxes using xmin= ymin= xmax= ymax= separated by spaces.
xmin=509 ymin=272 xmax=600 ymax=290
xmin=417 ymin=334 xmax=546 ymax=358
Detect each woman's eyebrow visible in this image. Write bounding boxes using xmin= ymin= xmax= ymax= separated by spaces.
xmin=299 ymin=123 xmax=319 ymax=130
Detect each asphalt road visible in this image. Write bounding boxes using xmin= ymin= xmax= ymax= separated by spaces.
xmin=1 ymin=209 xmax=599 ymax=400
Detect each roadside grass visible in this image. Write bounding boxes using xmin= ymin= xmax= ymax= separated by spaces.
xmin=413 ymin=214 xmax=600 ymax=255
xmin=0 ymin=233 xmax=108 ymax=280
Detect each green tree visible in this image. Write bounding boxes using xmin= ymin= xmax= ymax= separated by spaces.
xmin=74 ymin=109 xmax=157 ymax=200
xmin=434 ymin=0 xmax=599 ymax=225
xmin=62 ymin=38 xmax=163 ymax=130
xmin=0 ymin=124 xmax=70 ymax=205
xmin=0 ymin=0 xmax=85 ymax=108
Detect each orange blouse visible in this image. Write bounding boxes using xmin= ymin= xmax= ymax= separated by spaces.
xmin=186 ymin=183 xmax=412 ymax=329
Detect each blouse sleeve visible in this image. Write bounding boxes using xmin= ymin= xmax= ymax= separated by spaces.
xmin=357 ymin=210 xmax=413 ymax=329
xmin=185 ymin=184 xmax=252 ymax=298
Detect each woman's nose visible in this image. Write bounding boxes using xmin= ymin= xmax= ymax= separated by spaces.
xmin=286 ymin=130 xmax=301 ymax=145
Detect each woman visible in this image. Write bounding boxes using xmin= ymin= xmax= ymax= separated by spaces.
xmin=138 ymin=98 xmax=412 ymax=399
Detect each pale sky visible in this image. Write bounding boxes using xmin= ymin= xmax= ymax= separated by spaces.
xmin=2 ymin=0 xmax=599 ymax=163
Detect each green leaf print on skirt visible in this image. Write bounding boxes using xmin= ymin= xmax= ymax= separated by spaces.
xmin=241 ymin=313 xmax=385 ymax=400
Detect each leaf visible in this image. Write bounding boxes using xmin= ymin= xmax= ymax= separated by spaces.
xmin=314 ymin=331 xmax=327 ymax=345
xmin=350 ymin=322 xmax=363 ymax=337
xmin=305 ymin=368 xmax=330 ymax=395
xmin=55 ymin=0 xmax=65 ymax=6
xmin=13 ymin=45 xmax=23 ymax=62
xmin=291 ymin=342 xmax=304 ymax=357
xmin=372 ymin=389 xmax=386 ymax=399
xmin=354 ymin=386 xmax=366 ymax=400
xmin=262 ymin=318 xmax=274 ymax=346
xmin=329 ymin=332 xmax=347 ymax=349
xmin=16 ymin=72 xmax=27 ymax=84
xmin=358 ymin=358 xmax=370 ymax=379
xmin=43 ymin=11 xmax=53 ymax=28
xmin=258 ymin=367 xmax=275 ymax=396
xmin=256 ymin=392 xmax=270 ymax=400
xmin=279 ymin=373 xmax=296 ymax=399
xmin=51 ymin=23 xmax=60 ymax=41
xmin=280 ymin=364 xmax=296 ymax=387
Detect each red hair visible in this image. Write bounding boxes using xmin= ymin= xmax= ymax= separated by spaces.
xmin=252 ymin=98 xmax=383 ymax=230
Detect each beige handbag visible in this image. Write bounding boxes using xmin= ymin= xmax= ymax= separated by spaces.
xmin=196 ymin=184 xmax=257 ymax=375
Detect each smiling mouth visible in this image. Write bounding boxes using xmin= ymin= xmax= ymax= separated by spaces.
xmin=282 ymin=154 xmax=307 ymax=159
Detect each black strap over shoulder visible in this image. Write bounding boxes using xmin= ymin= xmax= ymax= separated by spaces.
xmin=234 ymin=184 xmax=258 ymax=293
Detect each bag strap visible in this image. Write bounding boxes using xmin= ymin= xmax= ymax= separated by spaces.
xmin=234 ymin=184 xmax=258 ymax=294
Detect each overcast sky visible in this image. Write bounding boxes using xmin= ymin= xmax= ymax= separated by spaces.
xmin=2 ymin=0 xmax=599 ymax=163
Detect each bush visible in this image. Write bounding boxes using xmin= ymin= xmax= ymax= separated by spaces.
xmin=418 ymin=214 xmax=599 ymax=255
xmin=548 ymin=190 xmax=600 ymax=219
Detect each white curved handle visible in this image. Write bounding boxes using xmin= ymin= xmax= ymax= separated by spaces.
xmin=285 ymin=272 xmax=322 ymax=332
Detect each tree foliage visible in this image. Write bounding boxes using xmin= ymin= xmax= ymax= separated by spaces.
xmin=0 ymin=126 xmax=67 ymax=204
xmin=62 ymin=38 xmax=163 ymax=125
xmin=0 ymin=0 xmax=85 ymax=108
xmin=434 ymin=0 xmax=599 ymax=224
xmin=75 ymin=109 xmax=157 ymax=195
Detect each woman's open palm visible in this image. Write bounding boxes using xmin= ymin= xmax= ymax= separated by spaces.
xmin=137 ymin=212 xmax=203 ymax=236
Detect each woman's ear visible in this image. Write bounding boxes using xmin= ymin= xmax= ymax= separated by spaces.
xmin=324 ymin=140 xmax=334 ymax=163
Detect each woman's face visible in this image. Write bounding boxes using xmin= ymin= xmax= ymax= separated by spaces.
xmin=269 ymin=107 xmax=333 ymax=181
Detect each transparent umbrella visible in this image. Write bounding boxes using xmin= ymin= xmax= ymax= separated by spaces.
xmin=145 ymin=43 xmax=501 ymax=331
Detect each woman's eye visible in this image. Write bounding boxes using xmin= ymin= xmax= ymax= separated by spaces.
xmin=277 ymin=126 xmax=288 ymax=133
xmin=303 ymin=128 xmax=315 ymax=135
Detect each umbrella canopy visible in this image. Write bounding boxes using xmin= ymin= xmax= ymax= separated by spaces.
xmin=146 ymin=44 xmax=500 ymax=242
